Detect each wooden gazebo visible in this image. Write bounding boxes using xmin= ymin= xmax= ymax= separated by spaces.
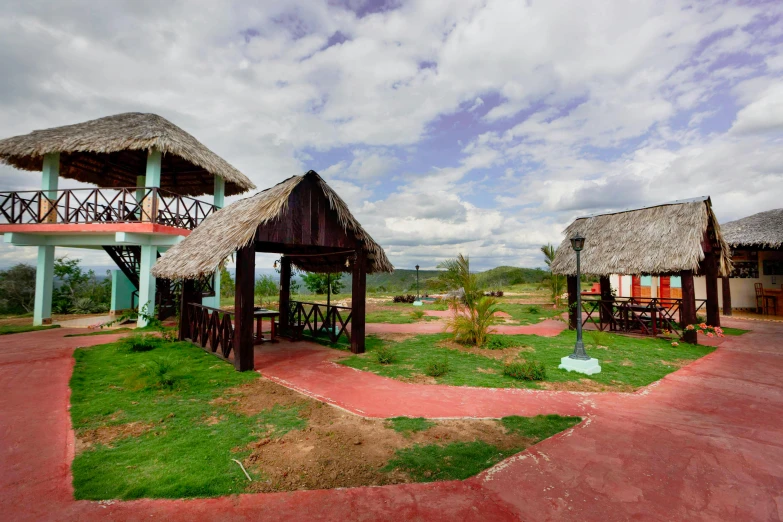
xmin=551 ymin=197 xmax=731 ymax=343
xmin=151 ymin=170 xmax=393 ymax=370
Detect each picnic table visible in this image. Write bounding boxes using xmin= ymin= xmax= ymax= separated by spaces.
xmin=253 ymin=308 xmax=279 ymax=345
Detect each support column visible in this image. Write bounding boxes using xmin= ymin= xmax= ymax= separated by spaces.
xmin=680 ymin=270 xmax=697 ymax=344
xmin=722 ymin=277 xmax=732 ymax=316
xmin=33 ymin=153 xmax=59 ymax=326
xmin=703 ymin=253 xmax=720 ymax=327
xmin=202 ymin=176 xmax=225 ymax=309
xmin=351 ymin=249 xmax=367 ymax=354
xmin=599 ymin=275 xmax=612 ymax=325
xmin=233 ymin=245 xmax=255 ymax=371
xmin=110 ymin=270 xmax=134 ymax=316
xmin=137 ymin=245 xmax=157 ymax=326
xmin=567 ymin=275 xmax=578 ymax=330
xmin=279 ymin=257 xmax=291 ymax=334
xmin=179 ymin=279 xmax=199 ymax=341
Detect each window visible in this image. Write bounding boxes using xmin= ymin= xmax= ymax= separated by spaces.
xmin=640 ymin=275 xmax=652 ymax=286
xmin=670 ymin=276 xmax=681 ymax=288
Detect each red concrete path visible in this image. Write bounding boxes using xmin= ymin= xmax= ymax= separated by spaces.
xmin=2 ymin=319 xmax=783 ymax=520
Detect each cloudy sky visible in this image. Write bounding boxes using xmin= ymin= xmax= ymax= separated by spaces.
xmin=1 ymin=0 xmax=782 ymax=271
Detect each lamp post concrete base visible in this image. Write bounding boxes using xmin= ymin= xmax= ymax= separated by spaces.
xmin=559 ymin=356 xmax=602 ymax=375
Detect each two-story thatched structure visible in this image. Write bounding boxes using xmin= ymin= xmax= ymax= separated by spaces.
xmin=152 ymin=170 xmax=393 ymax=371
xmin=551 ymin=197 xmax=731 ymax=343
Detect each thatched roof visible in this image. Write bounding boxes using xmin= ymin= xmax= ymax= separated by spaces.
xmin=720 ymin=208 xmax=783 ymax=249
xmin=0 ymin=113 xmax=255 ymax=197
xmin=151 ymin=171 xmax=393 ymax=279
xmin=551 ymin=197 xmax=732 ymax=277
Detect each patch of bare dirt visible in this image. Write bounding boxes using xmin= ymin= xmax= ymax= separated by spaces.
xmin=399 ymin=372 xmax=438 ymax=385
xmin=233 ymin=378 xmax=537 ymax=492
xmin=620 ymin=359 xmax=634 ymax=367
xmin=373 ymin=333 xmax=417 ymax=342
xmin=658 ymin=359 xmax=692 ymax=368
xmin=211 ymin=378 xmax=310 ymax=415
xmin=76 ymin=421 xmax=155 ymax=453
xmin=540 ymin=379 xmax=634 ymax=393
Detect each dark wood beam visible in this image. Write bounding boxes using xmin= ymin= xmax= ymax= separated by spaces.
xmin=178 ymin=279 xmax=198 ymax=341
xmin=233 ymin=245 xmax=255 ymax=371
xmin=351 ymin=249 xmax=366 ymax=354
xmin=680 ymin=270 xmax=697 ymax=344
xmin=279 ymin=256 xmax=291 ymax=335
xmin=703 ymin=252 xmax=720 ymax=327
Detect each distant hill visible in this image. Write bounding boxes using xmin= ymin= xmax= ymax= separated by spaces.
xmin=337 ymin=266 xmax=548 ymax=294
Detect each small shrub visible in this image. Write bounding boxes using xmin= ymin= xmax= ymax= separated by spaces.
xmin=410 ymin=310 xmax=425 ymax=321
xmin=392 ymin=295 xmax=417 ymax=304
xmin=503 ymin=360 xmax=546 ymax=381
xmin=159 ymin=327 xmax=178 ymax=343
xmin=122 ymin=333 xmax=161 ymax=352
xmin=695 ymin=314 xmax=706 ymax=324
xmin=483 ymin=290 xmax=505 ymax=297
xmin=425 ymin=357 xmax=449 ymax=377
xmin=527 ymin=305 xmax=541 ymax=314
xmin=375 ymin=344 xmax=397 ymax=365
xmin=486 ymin=335 xmax=517 ymax=350
xmin=141 ymin=356 xmax=179 ymax=389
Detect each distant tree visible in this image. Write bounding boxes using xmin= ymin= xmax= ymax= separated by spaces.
xmin=301 ymin=272 xmax=343 ymax=295
xmin=254 ymin=275 xmax=278 ymax=299
xmin=0 ymin=263 xmax=37 ymax=313
xmin=219 ymin=267 xmax=235 ymax=298
xmin=51 ymin=257 xmax=110 ymax=314
xmin=541 ymin=244 xmax=565 ymax=306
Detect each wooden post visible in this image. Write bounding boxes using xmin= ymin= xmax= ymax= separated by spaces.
xmin=680 ymin=270 xmax=697 ymax=344
xmin=722 ymin=277 xmax=732 ymax=316
xmin=703 ymin=252 xmax=720 ymax=327
xmin=566 ymin=275 xmax=578 ymax=330
xmin=351 ymin=249 xmax=367 ymax=354
xmin=233 ymin=245 xmax=255 ymax=371
xmin=179 ymin=279 xmax=198 ymax=341
xmin=279 ymin=256 xmax=291 ymax=335
xmin=599 ymin=276 xmax=612 ymax=326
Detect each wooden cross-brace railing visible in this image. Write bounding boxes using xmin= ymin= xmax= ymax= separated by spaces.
xmin=579 ymin=296 xmax=708 ymax=338
xmin=284 ymin=300 xmax=352 ymax=343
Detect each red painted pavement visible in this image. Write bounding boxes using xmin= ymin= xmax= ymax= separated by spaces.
xmin=1 ymin=319 xmax=782 ymax=520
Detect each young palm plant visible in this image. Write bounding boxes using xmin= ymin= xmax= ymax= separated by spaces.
xmin=437 ymin=254 xmax=497 ymax=346
xmin=541 ymin=244 xmax=564 ymax=307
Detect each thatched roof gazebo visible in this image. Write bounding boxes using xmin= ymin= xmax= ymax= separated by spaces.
xmin=0 ymin=112 xmax=255 ymax=196
xmin=152 ymin=170 xmax=393 ymax=370
xmin=721 ymin=208 xmax=783 ymax=250
xmin=551 ymin=197 xmax=731 ymax=341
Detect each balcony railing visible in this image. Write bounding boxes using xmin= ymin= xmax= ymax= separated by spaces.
xmin=0 ymin=187 xmax=216 ymax=230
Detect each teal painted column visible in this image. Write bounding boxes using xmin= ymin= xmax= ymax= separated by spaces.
xmin=138 ymin=149 xmax=161 ymax=326
xmin=110 ymin=270 xmax=134 ymax=315
xmin=33 ymin=153 xmax=59 ymax=326
xmin=202 ymin=175 xmax=225 ymax=309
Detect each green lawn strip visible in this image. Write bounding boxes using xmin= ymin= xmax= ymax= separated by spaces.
xmin=0 ymin=324 xmax=60 ymax=335
xmin=70 ymin=341 xmax=304 ymax=500
xmin=383 ymin=414 xmax=580 ymax=481
xmin=385 ymin=416 xmax=436 ymax=435
xmin=720 ymin=327 xmax=749 ymax=336
xmin=366 ymin=308 xmax=441 ymax=324
xmin=494 ymin=303 xmax=564 ymax=325
xmin=339 ymin=332 xmax=713 ymax=389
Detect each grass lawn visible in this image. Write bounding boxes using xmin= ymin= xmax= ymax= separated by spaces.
xmin=494 ymin=303 xmax=564 ymax=325
xmin=721 ymin=327 xmax=749 ymax=336
xmin=71 ymin=339 xmax=579 ymax=499
xmin=0 ymin=324 xmax=60 ymax=335
xmin=338 ymin=330 xmax=714 ymax=390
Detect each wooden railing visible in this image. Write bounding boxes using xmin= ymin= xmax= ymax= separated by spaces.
xmin=286 ymin=300 xmax=352 ymax=343
xmin=0 ymin=187 xmax=215 ymax=230
xmin=579 ymin=296 xmax=707 ymax=337
xmin=183 ymin=303 xmax=234 ymax=360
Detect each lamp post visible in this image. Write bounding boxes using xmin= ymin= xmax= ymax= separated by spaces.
xmin=413 ymin=264 xmax=422 ymax=306
xmin=569 ymin=233 xmax=588 ymax=360
xmin=558 ymin=232 xmax=601 ymax=375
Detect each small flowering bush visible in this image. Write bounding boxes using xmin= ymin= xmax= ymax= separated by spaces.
xmin=671 ymin=342 xmax=679 ymax=347
xmin=688 ymin=323 xmax=724 ymax=338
